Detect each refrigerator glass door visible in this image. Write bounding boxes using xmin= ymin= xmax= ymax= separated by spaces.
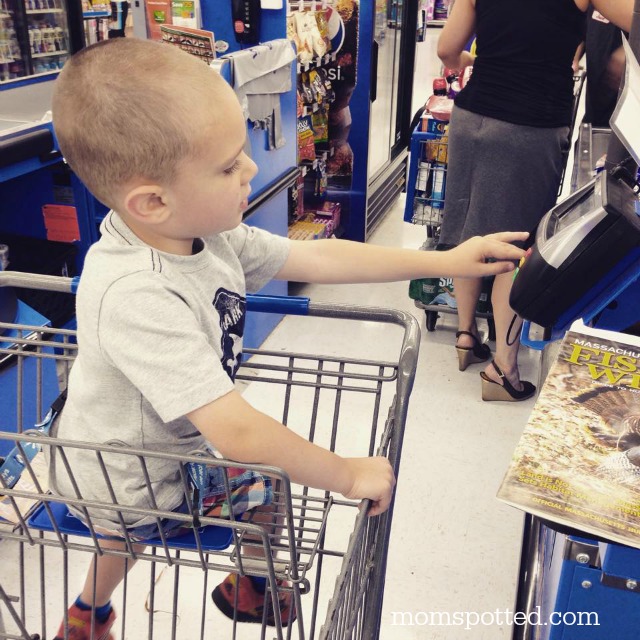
xmin=1 ymin=0 xmax=72 ymax=83
xmin=368 ymin=0 xmax=402 ymax=178
xmin=1 ymin=0 xmax=28 ymax=81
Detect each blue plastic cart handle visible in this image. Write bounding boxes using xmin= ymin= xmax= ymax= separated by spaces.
xmin=246 ymin=294 xmax=310 ymax=315
xmin=69 ymin=278 xmax=308 ymax=314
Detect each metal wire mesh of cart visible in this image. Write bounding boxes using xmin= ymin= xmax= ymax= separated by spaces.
xmin=403 ymin=126 xmax=449 ymax=244
xmin=0 ymin=272 xmax=419 ymax=640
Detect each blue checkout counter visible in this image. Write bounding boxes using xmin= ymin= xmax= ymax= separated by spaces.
xmin=513 ymin=123 xmax=640 ymax=640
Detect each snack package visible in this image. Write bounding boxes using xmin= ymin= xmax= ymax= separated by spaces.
xmin=315 ymin=9 xmax=331 ymax=55
xmin=294 ymin=11 xmax=320 ymax=63
xmin=316 ymin=201 xmax=341 ymax=229
xmin=311 ymin=109 xmax=329 ymax=144
xmin=287 ymin=14 xmax=301 ymax=53
xmin=308 ymin=69 xmax=327 ymax=103
xmin=314 ymin=159 xmax=328 ymax=198
xmin=424 ymin=133 xmax=448 ymax=164
xmin=288 ymin=172 xmax=305 ymax=223
xmin=316 ymin=67 xmax=335 ymax=103
xmin=297 ymin=115 xmax=316 ymax=162
xmin=288 ymin=220 xmax=327 ymax=240
xmin=298 ymin=73 xmax=315 ymax=105
xmin=420 ymin=115 xmax=447 ymax=135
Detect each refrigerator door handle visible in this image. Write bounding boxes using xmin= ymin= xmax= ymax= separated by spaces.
xmin=370 ymin=38 xmax=379 ymax=103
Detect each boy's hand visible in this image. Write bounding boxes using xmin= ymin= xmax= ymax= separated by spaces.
xmin=342 ymin=457 xmax=396 ymax=516
xmin=446 ymin=232 xmax=529 ymax=278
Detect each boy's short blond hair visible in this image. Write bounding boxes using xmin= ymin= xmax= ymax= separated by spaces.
xmin=52 ymin=38 xmax=230 ymax=209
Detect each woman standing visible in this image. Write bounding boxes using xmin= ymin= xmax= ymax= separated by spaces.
xmin=437 ymin=0 xmax=632 ymax=401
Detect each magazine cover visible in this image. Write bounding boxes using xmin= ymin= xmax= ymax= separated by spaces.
xmin=497 ymin=321 xmax=640 ymax=548
xmin=160 ymin=24 xmax=215 ymax=65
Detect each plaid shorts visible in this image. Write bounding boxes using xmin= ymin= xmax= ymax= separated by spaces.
xmin=124 ymin=466 xmax=272 ymax=541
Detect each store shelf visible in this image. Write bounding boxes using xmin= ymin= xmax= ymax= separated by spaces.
xmin=26 ymin=68 xmax=58 ymax=78
xmin=26 ymin=8 xmax=64 ymax=13
xmin=426 ymin=19 xmax=447 ymax=27
xmin=32 ymin=50 xmax=68 ymax=57
xmin=82 ymin=9 xmax=109 ymax=17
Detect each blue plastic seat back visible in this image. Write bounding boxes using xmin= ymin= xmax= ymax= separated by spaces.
xmin=27 ymin=501 xmax=233 ymax=551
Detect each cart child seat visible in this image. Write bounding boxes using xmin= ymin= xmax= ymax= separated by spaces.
xmin=26 ymin=500 xmax=233 ymax=551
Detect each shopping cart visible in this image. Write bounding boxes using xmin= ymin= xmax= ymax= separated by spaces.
xmin=0 ymin=271 xmax=419 ymax=640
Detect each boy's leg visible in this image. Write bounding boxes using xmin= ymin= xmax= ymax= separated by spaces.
xmin=208 ymin=472 xmax=296 ymax=626
xmin=55 ymin=539 xmax=145 ymax=640
xmin=80 ymin=539 xmax=146 ymax=606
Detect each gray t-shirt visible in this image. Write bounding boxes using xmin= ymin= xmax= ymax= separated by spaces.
xmin=49 ymin=211 xmax=290 ymax=530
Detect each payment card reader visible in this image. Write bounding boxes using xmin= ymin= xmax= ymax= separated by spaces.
xmin=510 ymin=169 xmax=640 ymax=330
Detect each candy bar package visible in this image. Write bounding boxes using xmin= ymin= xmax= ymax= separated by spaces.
xmin=297 ymin=115 xmax=316 ymax=162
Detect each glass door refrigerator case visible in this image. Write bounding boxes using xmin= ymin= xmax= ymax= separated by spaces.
xmin=0 ymin=0 xmax=83 ymax=84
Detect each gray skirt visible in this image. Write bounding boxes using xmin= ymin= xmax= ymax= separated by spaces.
xmin=438 ymin=106 xmax=569 ymax=247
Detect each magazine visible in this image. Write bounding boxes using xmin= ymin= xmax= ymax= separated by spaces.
xmin=160 ymin=24 xmax=215 ymax=65
xmin=497 ymin=321 xmax=640 ymax=549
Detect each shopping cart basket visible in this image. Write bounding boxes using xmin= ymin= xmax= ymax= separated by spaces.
xmin=403 ymin=127 xmax=448 ymax=244
xmin=0 ymin=272 xmax=419 ymax=640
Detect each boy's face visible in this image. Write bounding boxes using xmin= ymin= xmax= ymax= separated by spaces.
xmin=167 ymin=90 xmax=258 ymax=238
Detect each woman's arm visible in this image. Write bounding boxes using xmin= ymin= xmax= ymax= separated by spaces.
xmin=437 ymin=0 xmax=476 ymax=69
xmin=576 ymin=0 xmax=633 ymax=31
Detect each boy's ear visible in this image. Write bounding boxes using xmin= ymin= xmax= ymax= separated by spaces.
xmin=123 ymin=185 xmax=171 ymax=225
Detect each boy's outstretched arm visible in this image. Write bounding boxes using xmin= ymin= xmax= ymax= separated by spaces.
xmin=276 ymin=232 xmax=528 ymax=284
xmin=187 ymin=391 xmax=395 ymax=516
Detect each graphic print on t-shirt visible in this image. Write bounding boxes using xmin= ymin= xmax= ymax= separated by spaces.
xmin=213 ymin=288 xmax=246 ymax=380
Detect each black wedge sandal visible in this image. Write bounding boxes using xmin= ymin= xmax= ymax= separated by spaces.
xmin=455 ymin=330 xmax=491 ymax=371
xmin=480 ymin=360 xmax=536 ymax=402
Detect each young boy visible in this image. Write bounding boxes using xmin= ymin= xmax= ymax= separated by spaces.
xmin=48 ymin=38 xmax=527 ymax=640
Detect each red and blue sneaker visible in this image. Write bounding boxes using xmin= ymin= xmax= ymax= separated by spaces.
xmin=212 ymin=573 xmax=296 ymax=627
